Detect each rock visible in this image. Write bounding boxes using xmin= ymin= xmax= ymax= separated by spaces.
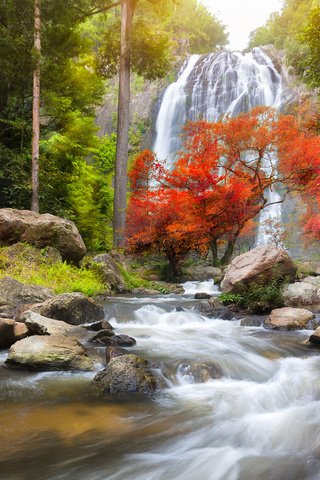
xmin=264 ymin=307 xmax=316 ymax=330
xmin=303 ymin=276 xmax=320 ymax=287
xmin=0 ymin=318 xmax=28 ymax=348
xmin=195 ymin=300 xmax=234 ymax=320
xmin=220 ymin=245 xmax=297 ymax=293
xmin=194 ymin=292 xmax=212 ymax=299
xmin=179 ymin=362 xmax=222 ymax=382
xmin=81 ymin=320 xmax=114 ymax=332
xmin=131 ymin=287 xmax=159 ymax=295
xmin=0 ymin=208 xmax=86 ymax=263
xmin=88 ymin=329 xmax=115 ymax=343
xmin=93 ymin=354 xmax=157 ymax=394
xmin=0 ymin=277 xmax=53 ymax=319
xmin=90 ymin=333 xmax=136 ymax=347
xmin=5 ymin=335 xmax=93 ymax=370
xmin=309 ymin=327 xmax=320 ymax=346
xmin=105 ymin=346 xmax=129 ymax=364
xmin=283 ymin=282 xmax=320 ymax=306
xmin=240 ymin=315 xmax=265 ymax=327
xmin=182 ymin=266 xmax=223 ymax=282
xmin=23 ymin=310 xmax=75 ymax=336
xmin=23 ymin=293 xmax=105 ymax=325
xmin=91 ymin=253 xmax=127 ymax=293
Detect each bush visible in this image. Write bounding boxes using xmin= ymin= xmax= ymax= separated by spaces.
xmin=0 ymin=243 xmax=107 ymax=296
xmin=220 ymin=281 xmax=285 ymax=313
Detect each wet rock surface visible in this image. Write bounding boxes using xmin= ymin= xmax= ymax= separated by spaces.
xmin=264 ymin=307 xmax=316 ymax=330
xmin=93 ymin=354 xmax=158 ymax=394
xmin=195 ymin=300 xmax=234 ymax=320
xmin=5 ymin=335 xmax=94 ymax=371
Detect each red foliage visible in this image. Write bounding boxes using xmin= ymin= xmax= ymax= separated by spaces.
xmin=126 ymin=107 xmax=320 ymax=269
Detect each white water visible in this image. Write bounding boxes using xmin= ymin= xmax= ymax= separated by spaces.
xmin=182 ymin=279 xmax=219 ymax=295
xmin=153 ymin=54 xmax=200 ymax=163
xmin=153 ymin=47 xmax=284 ymax=245
xmin=1 ymin=290 xmax=319 ymax=479
xmin=103 ymin=293 xmax=320 ymax=480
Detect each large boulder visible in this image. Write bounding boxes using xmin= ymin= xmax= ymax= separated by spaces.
xmin=91 ymin=253 xmax=127 ymax=293
xmin=221 ymin=245 xmax=297 ymax=293
xmin=0 ymin=277 xmax=53 ymax=319
xmin=0 ymin=208 xmax=86 ymax=263
xmin=264 ymin=307 xmax=316 ymax=330
xmin=19 ymin=293 xmax=105 ymax=325
xmin=283 ymin=282 xmax=320 ymax=306
xmin=0 ymin=318 xmax=28 ymax=348
xmin=23 ymin=310 xmax=75 ymax=336
xmin=93 ymin=354 xmax=158 ymax=394
xmin=5 ymin=335 xmax=93 ymax=370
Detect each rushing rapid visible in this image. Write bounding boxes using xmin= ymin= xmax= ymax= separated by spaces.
xmin=1 ymin=287 xmax=319 ymax=480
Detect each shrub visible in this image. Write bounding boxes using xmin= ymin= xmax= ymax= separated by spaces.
xmin=220 ymin=281 xmax=285 ymax=313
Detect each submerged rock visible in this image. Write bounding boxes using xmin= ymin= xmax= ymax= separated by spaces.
xmin=264 ymin=307 xmax=316 ymax=330
xmin=5 ymin=335 xmax=93 ymax=371
xmin=179 ymin=362 xmax=222 ymax=382
xmin=22 ymin=293 xmax=105 ymax=325
xmin=0 ymin=318 xmax=28 ymax=348
xmin=221 ymin=245 xmax=296 ymax=293
xmin=0 ymin=208 xmax=86 ymax=262
xmin=240 ymin=315 xmax=265 ymax=327
xmin=93 ymin=354 xmax=157 ymax=394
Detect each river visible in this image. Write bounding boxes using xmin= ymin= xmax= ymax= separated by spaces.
xmin=0 ymin=283 xmax=319 ymax=480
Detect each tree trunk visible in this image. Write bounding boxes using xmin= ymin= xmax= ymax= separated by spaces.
xmin=168 ymin=254 xmax=180 ymax=280
xmin=113 ymin=0 xmax=136 ymax=248
xmin=221 ymin=238 xmax=236 ymax=265
xmin=210 ymin=239 xmax=219 ymax=266
xmin=31 ymin=0 xmax=41 ymax=213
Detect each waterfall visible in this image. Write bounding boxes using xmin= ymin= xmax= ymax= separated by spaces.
xmin=153 ymin=47 xmax=283 ymax=245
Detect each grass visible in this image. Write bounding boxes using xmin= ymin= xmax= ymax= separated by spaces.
xmin=0 ymin=243 xmax=107 ymax=296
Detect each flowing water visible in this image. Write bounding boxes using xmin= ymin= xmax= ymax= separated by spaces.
xmin=153 ymin=48 xmax=284 ymax=245
xmin=1 ymin=289 xmax=320 ymax=480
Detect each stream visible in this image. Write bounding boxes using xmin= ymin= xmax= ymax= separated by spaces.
xmin=0 ymin=282 xmax=320 ymax=480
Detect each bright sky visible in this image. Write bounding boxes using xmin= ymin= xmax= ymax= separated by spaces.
xmin=202 ymin=0 xmax=283 ymax=50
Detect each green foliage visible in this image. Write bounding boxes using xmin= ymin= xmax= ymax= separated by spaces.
xmin=249 ymin=0 xmax=319 ymax=77
xmin=300 ymin=6 xmax=320 ymax=88
xmin=0 ymin=243 xmax=107 ymax=296
xmin=220 ymin=282 xmax=285 ymax=314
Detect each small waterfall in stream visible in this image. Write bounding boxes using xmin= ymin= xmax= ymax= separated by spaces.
xmin=153 ymin=47 xmax=284 ymax=245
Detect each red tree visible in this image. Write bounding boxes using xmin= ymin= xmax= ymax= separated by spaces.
xmin=126 ymin=108 xmax=320 ymax=275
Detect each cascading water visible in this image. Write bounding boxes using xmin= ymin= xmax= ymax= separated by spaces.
xmin=153 ymin=47 xmax=284 ymax=245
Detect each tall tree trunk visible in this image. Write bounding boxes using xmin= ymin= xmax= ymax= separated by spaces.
xmin=221 ymin=238 xmax=236 ymax=265
xmin=31 ymin=0 xmax=41 ymax=213
xmin=113 ymin=0 xmax=136 ymax=248
xmin=210 ymin=239 xmax=219 ymax=266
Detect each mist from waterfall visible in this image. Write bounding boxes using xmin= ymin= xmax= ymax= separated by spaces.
xmin=153 ymin=47 xmax=283 ymax=245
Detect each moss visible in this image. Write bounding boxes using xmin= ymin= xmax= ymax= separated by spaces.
xmin=0 ymin=243 xmax=107 ymax=296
